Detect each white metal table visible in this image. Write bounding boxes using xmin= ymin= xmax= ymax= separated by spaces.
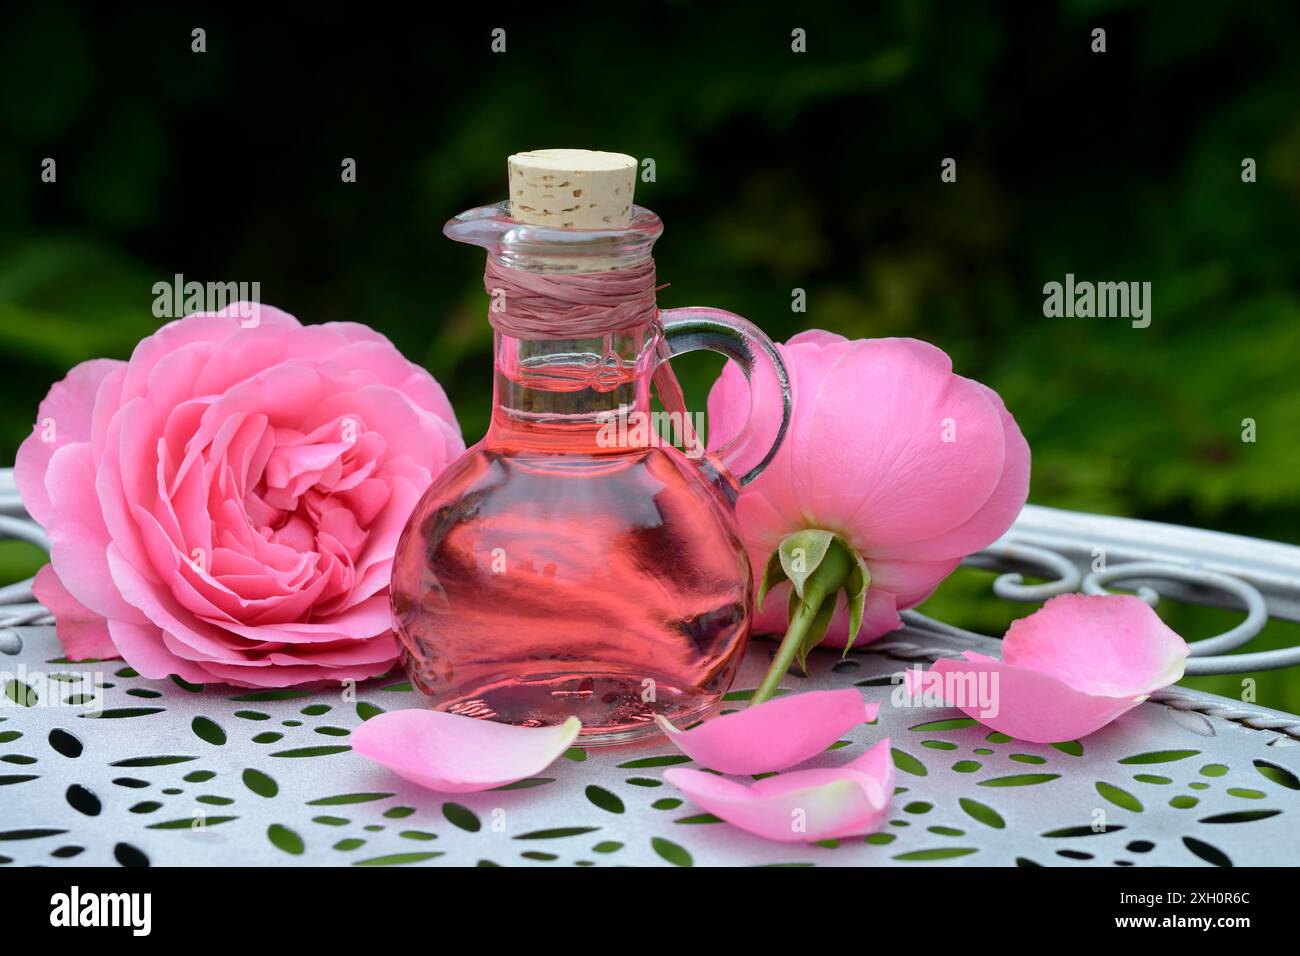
xmin=3 ymin=471 xmax=1298 ymax=867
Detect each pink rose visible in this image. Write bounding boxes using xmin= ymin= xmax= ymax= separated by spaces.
xmin=15 ymin=304 xmax=463 ymax=686
xmin=708 ymin=330 xmax=1030 ymax=649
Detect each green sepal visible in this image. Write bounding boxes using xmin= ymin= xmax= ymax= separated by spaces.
xmin=775 ymin=528 xmax=835 ymax=601
xmin=841 ymin=548 xmax=872 ymax=655
xmin=756 ymin=549 xmax=787 ymax=612
xmin=748 ymin=530 xmax=871 ymax=709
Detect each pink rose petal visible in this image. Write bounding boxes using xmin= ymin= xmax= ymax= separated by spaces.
xmin=31 ymin=564 xmax=117 ymax=661
xmin=14 ymin=358 xmax=121 ymax=529
xmin=655 ymin=689 xmax=879 ymax=774
xmin=664 ymin=739 xmax=895 ymax=843
xmin=351 ymin=711 xmax=581 ymax=793
xmin=903 ymin=594 xmax=1190 ymax=743
xmin=1002 ymin=593 xmax=1189 ymax=696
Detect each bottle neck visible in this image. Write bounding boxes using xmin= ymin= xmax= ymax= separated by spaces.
xmin=487 ymin=324 xmax=659 ymax=452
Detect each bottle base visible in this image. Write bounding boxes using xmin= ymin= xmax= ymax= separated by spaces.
xmin=406 ymin=667 xmax=726 ymax=748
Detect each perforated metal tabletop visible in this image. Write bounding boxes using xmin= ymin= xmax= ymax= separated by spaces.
xmin=3 ymin=470 xmax=1299 ymax=867
xmin=2 ymin=620 xmax=1299 ymax=867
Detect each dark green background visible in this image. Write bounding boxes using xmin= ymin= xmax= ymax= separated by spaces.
xmin=2 ymin=2 xmax=1298 ymax=707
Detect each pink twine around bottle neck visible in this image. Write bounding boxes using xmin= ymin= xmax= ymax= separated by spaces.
xmin=481 ymin=255 xmax=692 ymax=426
xmin=483 ymin=256 xmax=661 ymax=340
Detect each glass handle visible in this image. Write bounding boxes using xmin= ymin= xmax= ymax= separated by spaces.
xmin=657 ymin=307 xmax=792 ymax=487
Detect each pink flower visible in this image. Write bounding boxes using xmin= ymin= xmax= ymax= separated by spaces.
xmin=15 ymin=304 xmax=463 ymax=686
xmin=905 ymin=594 xmax=1189 ymax=742
xmin=708 ymin=331 xmax=1029 ymax=659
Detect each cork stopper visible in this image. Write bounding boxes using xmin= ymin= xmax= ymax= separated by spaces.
xmin=508 ymin=149 xmax=637 ymax=229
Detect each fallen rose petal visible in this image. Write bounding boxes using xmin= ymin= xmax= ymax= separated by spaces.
xmin=351 ymin=710 xmax=581 ymax=793
xmin=1002 ymin=593 xmax=1189 ymax=696
xmin=664 ymin=739 xmax=895 ymax=843
xmin=907 ymin=653 xmax=1147 ymax=743
xmin=655 ymin=689 xmax=879 ymax=774
xmin=902 ymin=594 xmax=1189 ymax=743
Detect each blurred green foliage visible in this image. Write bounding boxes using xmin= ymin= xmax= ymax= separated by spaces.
xmin=1 ymin=2 xmax=1297 ymax=708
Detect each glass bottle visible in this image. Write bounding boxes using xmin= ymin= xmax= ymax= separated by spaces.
xmin=390 ymin=201 xmax=791 ymax=745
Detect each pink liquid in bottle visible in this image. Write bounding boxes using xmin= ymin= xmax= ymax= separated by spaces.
xmin=391 ymin=415 xmax=752 ymax=745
